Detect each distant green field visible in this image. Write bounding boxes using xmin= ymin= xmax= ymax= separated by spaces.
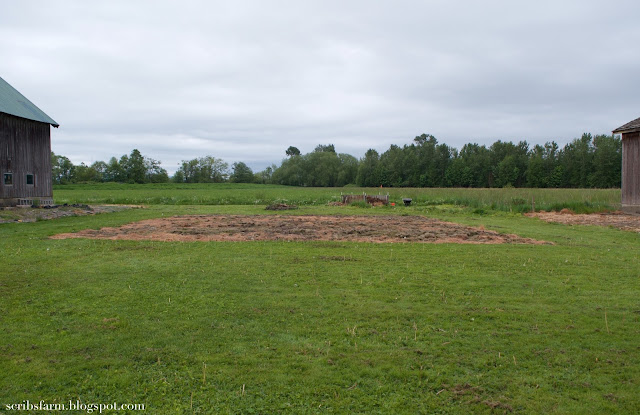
xmin=53 ymin=183 xmax=621 ymax=213
xmin=2 ymin=193 xmax=638 ymax=413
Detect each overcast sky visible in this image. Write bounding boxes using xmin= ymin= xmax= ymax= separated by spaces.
xmin=1 ymin=0 xmax=639 ymax=173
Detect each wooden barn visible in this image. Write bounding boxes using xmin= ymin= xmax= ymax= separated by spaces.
xmin=0 ymin=76 xmax=58 ymax=207
xmin=613 ymin=116 xmax=640 ymax=214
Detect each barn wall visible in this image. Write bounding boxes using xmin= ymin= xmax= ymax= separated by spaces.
xmin=621 ymin=132 xmax=640 ymax=211
xmin=0 ymin=112 xmax=53 ymax=206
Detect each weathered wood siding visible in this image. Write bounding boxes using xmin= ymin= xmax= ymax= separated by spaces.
xmin=341 ymin=194 xmax=389 ymax=205
xmin=621 ymin=132 xmax=640 ymax=207
xmin=0 ymin=112 xmax=52 ymax=205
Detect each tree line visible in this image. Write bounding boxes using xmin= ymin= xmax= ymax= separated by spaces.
xmin=51 ymin=149 xmax=261 ymax=185
xmin=353 ymin=133 xmax=621 ymax=188
xmin=52 ymin=149 xmax=169 ymax=184
xmin=51 ymin=132 xmax=622 ymax=188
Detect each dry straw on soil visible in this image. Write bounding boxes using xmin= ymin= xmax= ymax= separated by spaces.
xmin=526 ymin=211 xmax=640 ymax=233
xmin=51 ymin=214 xmax=551 ymax=244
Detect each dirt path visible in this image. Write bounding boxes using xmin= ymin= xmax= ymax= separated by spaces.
xmin=526 ymin=211 xmax=640 ymax=233
xmin=51 ymin=214 xmax=550 ymax=244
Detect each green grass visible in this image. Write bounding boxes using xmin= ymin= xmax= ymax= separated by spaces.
xmin=52 ymin=183 xmax=621 ymax=213
xmin=1 ymin=191 xmax=639 ymax=413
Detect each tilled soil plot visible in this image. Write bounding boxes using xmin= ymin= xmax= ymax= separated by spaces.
xmin=51 ymin=215 xmax=550 ymax=244
xmin=526 ymin=211 xmax=640 ymax=233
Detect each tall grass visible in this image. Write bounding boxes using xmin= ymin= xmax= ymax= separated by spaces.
xmin=53 ymin=183 xmax=621 ymax=213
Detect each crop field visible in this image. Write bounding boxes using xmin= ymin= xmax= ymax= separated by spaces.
xmin=1 ymin=184 xmax=639 ymax=414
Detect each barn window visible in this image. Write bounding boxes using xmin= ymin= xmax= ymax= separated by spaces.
xmin=3 ymin=173 xmax=12 ymax=185
xmin=26 ymin=174 xmax=34 ymax=185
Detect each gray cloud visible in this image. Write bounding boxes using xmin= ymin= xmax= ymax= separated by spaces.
xmin=2 ymin=0 xmax=639 ymax=173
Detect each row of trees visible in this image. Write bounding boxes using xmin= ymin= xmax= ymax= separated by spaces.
xmin=171 ymin=157 xmax=258 ymax=184
xmin=52 ymin=149 xmax=169 ymax=184
xmin=51 ymin=132 xmax=622 ymax=188
xmin=51 ymin=150 xmax=258 ymax=185
xmin=272 ymin=144 xmax=359 ymax=187
xmin=270 ymin=133 xmax=621 ymax=188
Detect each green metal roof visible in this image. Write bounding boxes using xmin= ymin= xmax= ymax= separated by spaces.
xmin=0 ymin=76 xmax=59 ymax=127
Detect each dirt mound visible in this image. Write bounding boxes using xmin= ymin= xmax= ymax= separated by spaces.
xmin=265 ymin=203 xmax=298 ymax=211
xmin=51 ymin=214 xmax=550 ymax=244
xmin=0 ymin=204 xmax=141 ymax=223
xmin=526 ymin=211 xmax=640 ymax=232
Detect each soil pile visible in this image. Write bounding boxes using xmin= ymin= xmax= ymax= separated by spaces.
xmin=265 ymin=204 xmax=298 ymax=210
xmin=0 ymin=204 xmax=140 ymax=223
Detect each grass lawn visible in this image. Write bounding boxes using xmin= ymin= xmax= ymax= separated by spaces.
xmin=1 ymin=186 xmax=638 ymax=413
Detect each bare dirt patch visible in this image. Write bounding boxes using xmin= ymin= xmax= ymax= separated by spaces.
xmin=526 ymin=211 xmax=640 ymax=233
xmin=0 ymin=204 xmax=142 ymax=224
xmin=265 ymin=203 xmax=298 ymax=210
xmin=51 ymin=214 xmax=550 ymax=244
